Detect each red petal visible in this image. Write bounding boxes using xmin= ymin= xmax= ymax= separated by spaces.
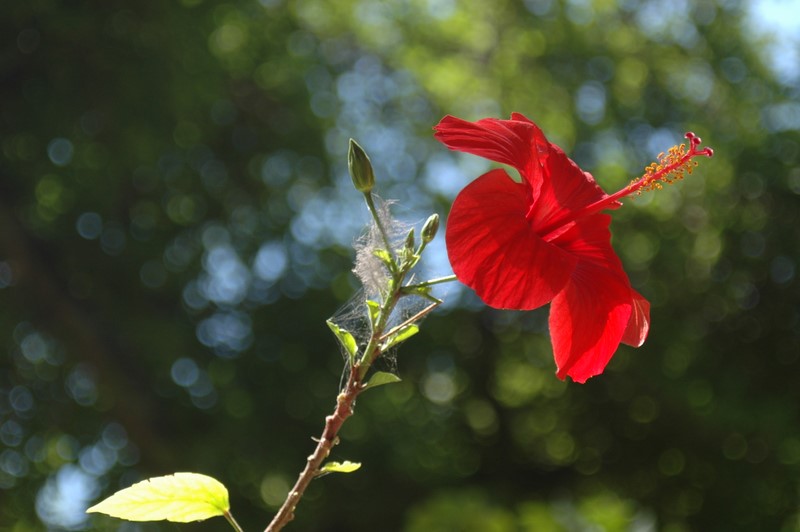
xmin=546 ymin=215 xmax=635 ymax=383
xmin=434 ymin=114 xmax=619 ymax=242
xmin=549 ymin=262 xmax=633 ymax=383
xmin=550 ymin=213 xmax=624 ymax=271
xmin=433 ymin=114 xmax=549 ymax=198
xmin=621 ymin=290 xmax=650 ymax=347
xmin=445 ymin=169 xmax=577 ymax=310
xmin=530 ymin=144 xmax=620 ymax=239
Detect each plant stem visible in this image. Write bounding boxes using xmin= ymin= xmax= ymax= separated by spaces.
xmin=264 ymin=203 xmax=445 ymax=530
xmin=364 ymin=193 xmax=394 ymax=258
xmin=265 ymin=274 xmax=404 ymax=532
xmin=403 ymin=274 xmax=458 ymax=289
xmin=378 ymin=301 xmax=440 ymax=342
xmin=224 ymin=510 xmax=245 ymax=532
xmin=264 ymin=367 xmax=362 ymax=532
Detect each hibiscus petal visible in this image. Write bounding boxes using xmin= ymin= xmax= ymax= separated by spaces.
xmin=546 ymin=215 xmax=638 ymax=382
xmin=433 ymin=114 xmax=549 ymax=199
xmin=530 ymin=144 xmax=620 ymax=239
xmin=549 ymin=262 xmax=633 ymax=383
xmin=621 ymin=289 xmax=650 ymax=347
xmin=446 ymin=169 xmax=577 ymax=310
xmin=435 ymin=112 xmax=652 ymax=383
xmin=549 ymin=213 xmax=624 ymax=271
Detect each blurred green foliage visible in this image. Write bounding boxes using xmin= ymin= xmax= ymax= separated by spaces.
xmin=2 ymin=0 xmax=799 ymax=531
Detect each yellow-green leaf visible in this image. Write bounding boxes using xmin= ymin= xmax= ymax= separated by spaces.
xmin=373 ymin=248 xmax=395 ymax=271
xmin=381 ymin=323 xmax=419 ymax=351
xmin=320 ymin=460 xmax=361 ymax=474
xmin=366 ymin=299 xmax=381 ymax=327
xmin=86 ymin=472 xmax=229 ymax=523
xmin=326 ymin=320 xmax=358 ymax=364
xmin=363 ymin=371 xmax=401 ymax=391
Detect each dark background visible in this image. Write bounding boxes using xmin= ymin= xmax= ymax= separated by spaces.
xmin=2 ymin=1 xmax=799 ymax=530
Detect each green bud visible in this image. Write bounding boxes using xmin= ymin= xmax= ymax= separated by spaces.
xmin=404 ymin=228 xmax=415 ymax=252
xmin=348 ymin=139 xmax=375 ymax=193
xmin=421 ymin=213 xmax=439 ymax=244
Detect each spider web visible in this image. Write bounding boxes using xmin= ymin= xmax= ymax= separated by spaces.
xmin=352 ymin=197 xmax=403 ymax=297
xmin=330 ymin=195 xmax=444 ymax=389
xmin=329 ymin=286 xmax=432 ymax=391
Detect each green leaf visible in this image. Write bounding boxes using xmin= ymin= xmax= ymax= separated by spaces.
xmin=381 ymin=324 xmax=419 ymax=351
xmin=86 ymin=472 xmax=229 ymax=523
xmin=366 ymin=299 xmax=381 ymax=327
xmin=400 ymin=285 xmax=433 ymax=298
xmin=326 ymin=320 xmax=358 ymax=364
xmin=320 ymin=460 xmax=362 ymax=474
xmin=363 ymin=371 xmax=401 ymax=391
xmin=400 ymin=249 xmax=421 ymax=271
xmin=373 ymin=248 xmax=396 ymax=273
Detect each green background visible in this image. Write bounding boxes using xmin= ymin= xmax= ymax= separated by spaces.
xmin=2 ymin=0 xmax=799 ymax=530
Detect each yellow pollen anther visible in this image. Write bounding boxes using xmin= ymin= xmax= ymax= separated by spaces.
xmin=542 ymin=132 xmax=714 ymax=236
xmin=628 ymin=132 xmax=713 ymax=196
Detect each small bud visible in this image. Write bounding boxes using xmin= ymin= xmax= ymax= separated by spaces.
xmin=348 ymin=139 xmax=375 ymax=193
xmin=404 ymin=228 xmax=415 ymax=251
xmin=421 ymin=213 xmax=439 ymax=244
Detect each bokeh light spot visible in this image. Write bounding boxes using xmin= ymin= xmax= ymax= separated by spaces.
xmin=658 ymin=448 xmax=686 ymax=476
xmin=75 ymin=212 xmax=103 ymax=240
xmin=171 ymin=357 xmax=200 ymax=388
xmin=47 ymin=138 xmax=74 ymax=167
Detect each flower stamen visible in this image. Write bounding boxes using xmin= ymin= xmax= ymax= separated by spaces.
xmin=537 ymin=132 xmax=713 ymax=240
xmin=627 ymin=132 xmax=714 ymax=195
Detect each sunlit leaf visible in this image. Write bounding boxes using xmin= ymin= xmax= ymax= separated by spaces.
xmin=400 ymin=249 xmax=421 ymax=271
xmin=326 ymin=320 xmax=358 ymax=364
xmin=401 ymin=285 xmax=434 ymax=298
xmin=319 ymin=460 xmax=362 ymax=474
xmin=381 ymin=324 xmax=419 ymax=351
xmin=86 ymin=472 xmax=229 ymax=523
xmin=363 ymin=371 xmax=401 ymax=391
xmin=373 ymin=248 xmax=395 ymax=272
xmin=366 ymin=299 xmax=381 ymax=327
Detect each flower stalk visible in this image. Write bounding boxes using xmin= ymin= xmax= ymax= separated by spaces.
xmin=364 ymin=192 xmax=395 ymax=262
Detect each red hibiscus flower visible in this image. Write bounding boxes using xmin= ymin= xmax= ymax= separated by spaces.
xmin=434 ymin=113 xmax=712 ymax=383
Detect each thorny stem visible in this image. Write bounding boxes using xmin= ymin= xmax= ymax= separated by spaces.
xmin=265 ymin=255 xmax=415 ymax=531
xmin=264 ymin=366 xmax=363 ymax=532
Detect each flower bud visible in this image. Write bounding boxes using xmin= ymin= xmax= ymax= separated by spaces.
xmin=421 ymin=213 xmax=439 ymax=244
xmin=404 ymin=228 xmax=415 ymax=252
xmin=348 ymin=139 xmax=375 ymax=193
